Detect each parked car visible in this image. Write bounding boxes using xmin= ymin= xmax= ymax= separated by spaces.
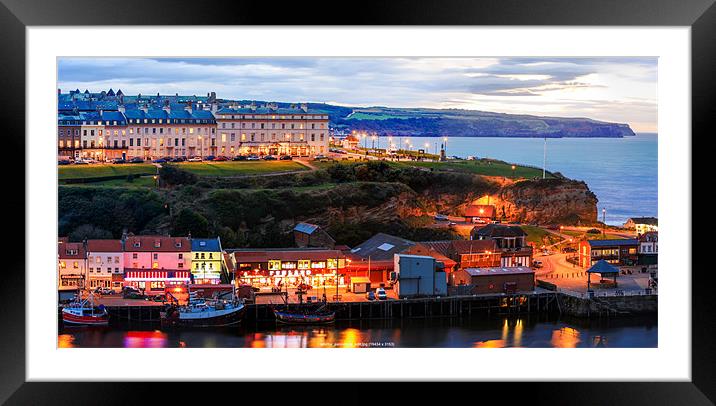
xmin=112 ymin=158 xmax=127 ymax=164
xmin=75 ymin=158 xmax=96 ymax=164
xmin=532 ymin=260 xmax=543 ymax=268
xmin=365 ymin=291 xmax=376 ymax=301
xmin=129 ymin=157 xmax=144 ymax=163
xmin=246 ymin=155 xmax=260 ymax=161
xmin=313 ymin=154 xmax=328 ymax=161
xmin=152 ymin=158 xmax=167 ymax=163
xmin=170 ymin=157 xmax=185 ymax=162
xmin=93 ymin=287 xmax=113 ymax=295
xmin=262 ymin=155 xmax=277 ymax=160
xmin=146 ymin=294 xmax=166 ymax=302
xmin=187 ymin=156 xmax=202 ymax=162
xmin=204 ymin=155 xmax=216 ymax=161
xmin=232 ymin=155 xmax=247 ymax=161
xmin=375 ymin=288 xmax=388 ymax=300
xmin=58 ymin=159 xmax=71 ymax=165
xmin=562 ymin=247 xmax=577 ymax=253
xmin=279 ymin=155 xmax=292 ymax=160
xmin=213 ymin=156 xmax=229 ymax=161
xmin=434 ymin=214 xmax=448 ymax=221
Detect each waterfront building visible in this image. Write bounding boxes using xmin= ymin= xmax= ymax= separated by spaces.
xmin=214 ymin=103 xmax=329 ymax=157
xmin=623 ymin=217 xmax=658 ymax=235
xmin=638 ymin=231 xmax=658 ymax=266
xmin=190 ymin=237 xmax=223 ymax=284
xmin=420 ymin=240 xmax=501 ymax=270
xmin=347 ymin=233 xmax=418 ymax=284
xmin=449 ymin=266 xmax=535 ymax=294
xmin=86 ymin=239 xmax=123 ymax=291
xmin=57 ymin=237 xmax=87 ymax=292
xmin=341 ymin=134 xmax=360 ymax=150
xmin=578 ymin=239 xmax=639 ymax=268
xmin=292 ymin=222 xmax=335 ymax=249
xmin=393 ymin=254 xmax=447 ymax=298
xmin=463 ymin=204 xmax=496 ymax=224
xmin=470 ymin=224 xmax=533 ymax=267
xmin=230 ymin=248 xmax=347 ymax=289
xmin=122 ymin=235 xmax=192 ymax=293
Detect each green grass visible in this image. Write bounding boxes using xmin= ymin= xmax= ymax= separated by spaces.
xmin=397 ymin=159 xmax=551 ymax=179
xmin=521 ymin=225 xmax=562 ymax=246
xmin=58 ymin=164 xmax=156 ymax=180
xmin=169 ymin=161 xmax=307 ymax=177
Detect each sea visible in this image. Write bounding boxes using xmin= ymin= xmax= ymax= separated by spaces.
xmin=378 ymin=133 xmax=658 ymax=226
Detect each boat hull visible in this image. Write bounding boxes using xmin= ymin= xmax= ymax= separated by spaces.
xmin=161 ymin=305 xmax=246 ymax=328
xmin=273 ymin=310 xmax=336 ymax=325
xmin=61 ymin=310 xmax=109 ymax=326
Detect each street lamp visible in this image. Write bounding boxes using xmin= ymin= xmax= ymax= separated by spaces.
xmin=443 ymin=136 xmax=448 ymax=157
xmin=602 ymin=208 xmax=607 ymax=235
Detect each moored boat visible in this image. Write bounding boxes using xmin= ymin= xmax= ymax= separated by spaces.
xmin=272 ymin=306 xmax=336 ymax=325
xmin=61 ymin=293 xmax=109 ymax=326
xmin=160 ymin=288 xmax=245 ymax=327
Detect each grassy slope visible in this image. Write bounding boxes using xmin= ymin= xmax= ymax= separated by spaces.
xmin=164 ymin=161 xmax=307 ymax=177
xmin=313 ymin=158 xmax=550 ymax=179
xmin=58 ymin=164 xmax=156 ymax=180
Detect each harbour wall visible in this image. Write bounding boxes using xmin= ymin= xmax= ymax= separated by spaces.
xmin=60 ymin=292 xmax=657 ymax=325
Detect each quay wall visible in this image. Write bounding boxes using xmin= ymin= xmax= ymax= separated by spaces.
xmin=558 ymin=294 xmax=658 ymax=318
xmin=60 ymin=292 xmax=657 ymax=325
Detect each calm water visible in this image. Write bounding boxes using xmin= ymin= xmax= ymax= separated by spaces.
xmin=377 ymin=133 xmax=657 ymax=225
xmin=58 ymin=316 xmax=657 ymax=348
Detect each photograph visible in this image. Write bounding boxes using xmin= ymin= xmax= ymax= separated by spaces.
xmin=56 ymin=56 xmax=659 ymax=349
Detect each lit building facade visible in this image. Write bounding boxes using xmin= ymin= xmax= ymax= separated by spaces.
xmin=58 ymin=91 xmax=328 ymax=160
xmin=214 ymin=104 xmax=329 ymax=157
xmin=230 ymin=248 xmax=347 ymax=289
xmin=57 ymin=237 xmax=87 ymax=291
xmin=191 ymin=238 xmax=224 ymax=284
xmin=122 ymin=235 xmax=191 ymax=293
xmin=86 ymin=239 xmax=124 ymax=291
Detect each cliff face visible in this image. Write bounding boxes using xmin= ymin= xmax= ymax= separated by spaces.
xmin=485 ymin=178 xmax=598 ymax=224
xmin=408 ymin=177 xmax=598 ymax=225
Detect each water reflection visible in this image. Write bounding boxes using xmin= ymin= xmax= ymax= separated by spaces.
xmin=58 ymin=315 xmax=657 ymax=348
xmin=123 ymin=330 xmax=168 ymax=348
xmin=551 ymin=327 xmax=581 ymax=348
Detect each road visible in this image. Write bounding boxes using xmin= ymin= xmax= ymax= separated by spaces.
xmin=536 ymin=252 xmax=650 ymax=293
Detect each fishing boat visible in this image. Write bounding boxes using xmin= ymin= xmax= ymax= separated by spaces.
xmin=61 ymin=292 xmax=109 ymax=326
xmin=160 ymin=288 xmax=245 ymax=327
xmin=272 ymin=305 xmax=336 ymax=325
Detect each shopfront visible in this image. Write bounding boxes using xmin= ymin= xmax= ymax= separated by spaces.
xmin=231 ymin=249 xmax=347 ymax=289
xmin=123 ymin=269 xmax=191 ymax=293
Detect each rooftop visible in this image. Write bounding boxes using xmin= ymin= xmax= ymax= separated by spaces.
xmin=587 ymin=239 xmax=639 ymax=247
xmin=473 ymin=224 xmax=527 ymax=238
xmin=462 ymin=266 xmax=534 ymax=276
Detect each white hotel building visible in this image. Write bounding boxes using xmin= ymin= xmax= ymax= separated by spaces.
xmin=214 ymin=103 xmax=329 ymax=157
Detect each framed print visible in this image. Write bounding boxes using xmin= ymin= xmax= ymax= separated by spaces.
xmin=3 ymin=0 xmax=714 ymax=403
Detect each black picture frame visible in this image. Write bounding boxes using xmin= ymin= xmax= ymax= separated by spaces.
xmin=2 ymin=0 xmax=712 ymax=403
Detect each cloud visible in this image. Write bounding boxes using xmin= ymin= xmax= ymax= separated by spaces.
xmin=57 ymin=57 xmax=658 ymax=131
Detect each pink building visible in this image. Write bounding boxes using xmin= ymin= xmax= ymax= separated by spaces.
xmin=122 ymin=235 xmax=191 ymax=293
